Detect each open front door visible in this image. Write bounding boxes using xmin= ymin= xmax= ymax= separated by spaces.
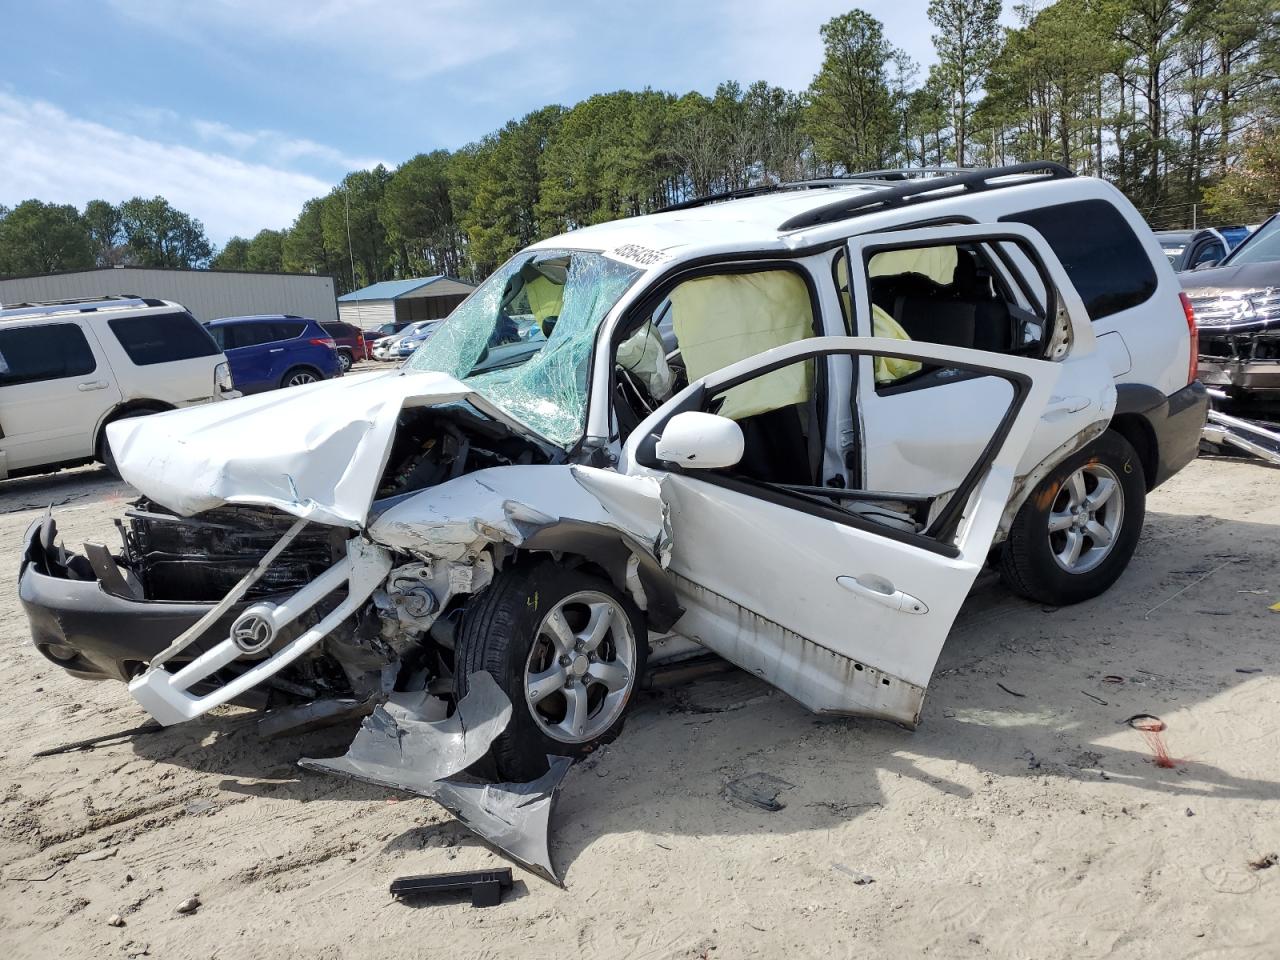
xmin=621 ymin=336 xmax=1063 ymax=725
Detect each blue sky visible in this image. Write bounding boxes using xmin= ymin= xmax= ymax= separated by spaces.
xmin=1 ymin=0 xmax=966 ymax=244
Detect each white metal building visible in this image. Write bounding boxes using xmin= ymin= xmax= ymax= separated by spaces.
xmin=337 ymin=276 xmax=476 ymax=332
xmin=0 ymin=266 xmax=338 ymax=323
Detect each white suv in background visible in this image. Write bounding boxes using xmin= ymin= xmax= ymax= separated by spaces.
xmin=0 ymin=295 xmax=237 ymax=479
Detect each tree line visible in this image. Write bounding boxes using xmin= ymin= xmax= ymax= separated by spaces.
xmin=2 ymin=0 xmax=1276 ymax=290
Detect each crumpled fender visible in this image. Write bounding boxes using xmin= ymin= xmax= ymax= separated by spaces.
xmin=367 ymin=464 xmax=681 ymax=631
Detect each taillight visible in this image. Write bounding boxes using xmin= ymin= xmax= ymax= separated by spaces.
xmin=1180 ymin=292 xmax=1198 ymax=385
xmin=214 ymin=361 xmax=234 ymax=393
xmin=310 ymin=337 xmax=337 ymax=349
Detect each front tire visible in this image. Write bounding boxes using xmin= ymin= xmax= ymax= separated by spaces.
xmin=1000 ymin=431 xmax=1146 ymax=606
xmin=454 ymin=561 xmax=647 ymax=781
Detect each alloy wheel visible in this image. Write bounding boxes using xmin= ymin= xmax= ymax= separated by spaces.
xmin=1047 ymin=463 xmax=1125 ymax=574
xmin=523 ymin=590 xmax=637 ymax=744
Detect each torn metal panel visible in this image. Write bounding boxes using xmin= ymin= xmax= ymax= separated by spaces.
xmin=429 ymin=757 xmax=573 ymax=886
xmin=300 ymin=672 xmax=512 ymax=785
xmin=107 ymin=369 xmax=547 ymax=527
xmin=301 ymin=673 xmax=572 ymax=884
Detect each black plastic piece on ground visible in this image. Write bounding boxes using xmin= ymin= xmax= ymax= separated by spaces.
xmin=390 ymin=868 xmax=514 ymax=907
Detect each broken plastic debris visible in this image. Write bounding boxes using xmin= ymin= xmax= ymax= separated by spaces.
xmin=300 ymin=672 xmax=512 ymax=787
xmin=300 ymin=673 xmax=573 ymax=884
xmin=723 ymin=772 xmax=794 ymax=812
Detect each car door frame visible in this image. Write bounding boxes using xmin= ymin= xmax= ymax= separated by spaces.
xmin=843 ymin=222 xmax=1111 ymax=504
xmin=617 ymin=335 xmax=1062 ymax=724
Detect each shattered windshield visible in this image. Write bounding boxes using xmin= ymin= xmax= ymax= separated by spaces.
xmin=405 ymin=249 xmax=642 ymax=446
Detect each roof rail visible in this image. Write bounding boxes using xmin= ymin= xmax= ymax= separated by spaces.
xmin=0 ymin=295 xmax=153 ymax=321
xmin=841 ymin=166 xmax=974 ymax=181
xmin=662 ymin=182 xmax=798 ymax=213
xmin=777 ymin=161 xmax=1075 ymax=232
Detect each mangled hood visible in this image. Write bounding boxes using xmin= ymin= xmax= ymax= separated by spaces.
xmin=108 ymin=369 xmax=547 ymax=528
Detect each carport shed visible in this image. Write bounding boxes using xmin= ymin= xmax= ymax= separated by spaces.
xmin=337 ymin=276 xmax=476 ymax=332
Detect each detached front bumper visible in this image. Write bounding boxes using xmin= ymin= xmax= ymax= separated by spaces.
xmin=19 ymin=517 xmax=239 ymax=683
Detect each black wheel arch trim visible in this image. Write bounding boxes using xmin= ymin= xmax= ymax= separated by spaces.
xmin=516 ymin=519 xmax=682 ymax=633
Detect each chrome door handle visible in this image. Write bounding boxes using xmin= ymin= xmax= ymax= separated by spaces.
xmin=77 ymin=381 xmax=109 ymax=392
xmin=269 ymin=348 xmax=284 ymax=353
xmin=837 ymin=575 xmax=929 ymax=615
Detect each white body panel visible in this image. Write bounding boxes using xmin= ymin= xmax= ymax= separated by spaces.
xmin=0 ymin=319 xmax=123 ymax=470
xmin=620 ymin=336 xmax=1063 ymax=722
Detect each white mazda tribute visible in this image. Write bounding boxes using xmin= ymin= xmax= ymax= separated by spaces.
xmin=22 ymin=164 xmax=1206 ymax=786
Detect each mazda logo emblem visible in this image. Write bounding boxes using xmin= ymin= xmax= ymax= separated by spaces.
xmin=230 ymin=612 xmax=275 ymax=655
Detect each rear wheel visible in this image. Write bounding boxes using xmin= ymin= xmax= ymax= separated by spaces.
xmin=454 ymin=561 xmax=647 ymax=781
xmin=280 ymin=366 xmax=320 ymax=388
xmin=337 ymin=351 xmax=353 ymax=373
xmin=1000 ymin=431 xmax=1146 ymax=606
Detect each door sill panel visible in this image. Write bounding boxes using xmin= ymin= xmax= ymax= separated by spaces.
xmin=670 ymin=572 xmax=925 ymax=726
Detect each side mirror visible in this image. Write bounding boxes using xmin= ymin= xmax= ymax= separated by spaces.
xmin=655 ymin=411 xmax=744 ymax=469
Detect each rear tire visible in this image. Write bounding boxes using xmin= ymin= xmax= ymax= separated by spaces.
xmin=337 ymin=351 xmax=353 ymax=373
xmin=1000 ymin=431 xmax=1146 ymax=606
xmin=454 ymin=560 xmax=647 ymax=782
xmin=280 ymin=366 xmax=321 ymax=388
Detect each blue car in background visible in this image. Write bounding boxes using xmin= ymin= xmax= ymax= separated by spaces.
xmin=205 ymin=315 xmax=343 ymax=394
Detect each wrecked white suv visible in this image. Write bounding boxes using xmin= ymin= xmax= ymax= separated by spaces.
xmin=22 ymin=164 xmax=1206 ymax=788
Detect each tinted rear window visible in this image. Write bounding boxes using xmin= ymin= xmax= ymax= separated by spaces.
xmin=0 ymin=323 xmax=96 ymax=386
xmin=1000 ymin=200 xmax=1157 ymax=320
xmin=322 ymin=322 xmax=356 ymax=337
xmin=272 ymin=321 xmax=307 ymax=340
xmin=108 ymin=311 xmax=220 ymax=366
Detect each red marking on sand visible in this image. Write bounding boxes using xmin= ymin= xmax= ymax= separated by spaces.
xmin=1132 ymin=717 xmax=1180 ymax=768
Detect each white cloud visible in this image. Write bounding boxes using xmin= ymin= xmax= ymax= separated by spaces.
xmin=0 ymin=92 xmax=332 ymax=243
xmin=107 ymin=0 xmax=564 ymax=82
xmin=190 ymin=118 xmax=385 ymax=171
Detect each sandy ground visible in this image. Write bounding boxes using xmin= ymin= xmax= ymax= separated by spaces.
xmin=1 ymin=455 xmax=1278 ymax=960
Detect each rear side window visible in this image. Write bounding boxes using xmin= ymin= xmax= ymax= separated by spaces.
xmin=0 ymin=323 xmax=97 ymax=385
xmin=1000 ymin=200 xmax=1157 ymax=320
xmin=108 ymin=312 xmax=220 ymax=366
xmin=271 ymin=321 xmax=306 ymax=341
xmin=223 ymin=323 xmax=276 ymax=348
xmin=322 ymin=322 xmax=355 ymax=338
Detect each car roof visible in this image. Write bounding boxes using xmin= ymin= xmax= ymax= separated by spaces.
xmin=0 ymin=296 xmax=187 ymax=324
xmin=527 ymin=167 xmax=1108 ymax=264
xmin=208 ymin=314 xmax=312 ymax=326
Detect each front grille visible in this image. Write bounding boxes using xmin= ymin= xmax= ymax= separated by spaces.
xmin=1189 ymin=288 xmax=1280 ymax=330
xmin=123 ymin=501 xmax=347 ymax=602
